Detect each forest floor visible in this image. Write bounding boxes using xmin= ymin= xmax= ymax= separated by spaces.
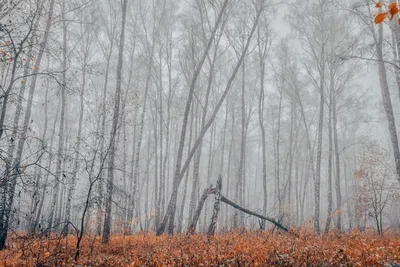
xmin=0 ymin=229 xmax=399 ymax=266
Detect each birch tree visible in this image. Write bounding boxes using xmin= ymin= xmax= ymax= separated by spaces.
xmin=102 ymin=0 xmax=128 ymax=243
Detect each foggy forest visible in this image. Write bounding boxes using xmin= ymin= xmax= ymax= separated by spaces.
xmin=1 ymin=0 xmax=400 ymax=265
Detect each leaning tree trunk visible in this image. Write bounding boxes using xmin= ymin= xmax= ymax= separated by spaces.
xmin=187 ymin=186 xmax=214 ymax=235
xmin=189 ymin=48 xmax=219 ymax=223
xmin=157 ymin=3 xmax=264 ymax=235
xmin=190 ymin=28 xmax=226 ymax=225
xmin=158 ymin=0 xmax=231 ymax=236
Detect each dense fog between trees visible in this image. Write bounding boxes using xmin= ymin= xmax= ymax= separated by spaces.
xmin=1 ymin=0 xmax=400 ymax=248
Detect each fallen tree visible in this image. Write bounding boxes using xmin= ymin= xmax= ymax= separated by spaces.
xmin=219 ymin=195 xmax=288 ymax=232
xmin=187 ymin=179 xmax=289 ymax=235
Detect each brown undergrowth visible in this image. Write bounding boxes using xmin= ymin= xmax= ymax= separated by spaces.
xmin=0 ymin=229 xmax=399 ymax=266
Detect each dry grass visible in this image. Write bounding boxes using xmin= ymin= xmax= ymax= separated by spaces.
xmin=0 ymin=229 xmax=399 ymax=266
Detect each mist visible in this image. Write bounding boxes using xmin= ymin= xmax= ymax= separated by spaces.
xmin=1 ymin=0 xmax=400 ymax=251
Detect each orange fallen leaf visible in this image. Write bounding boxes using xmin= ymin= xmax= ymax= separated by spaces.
xmin=376 ymin=2 xmax=382 ymax=8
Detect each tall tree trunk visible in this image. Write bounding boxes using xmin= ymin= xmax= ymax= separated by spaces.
xmin=178 ymin=103 xmax=194 ymax=233
xmin=333 ymin=78 xmax=342 ymax=231
xmin=101 ymin=0 xmax=128 ymax=243
xmin=225 ymin=106 xmax=234 ymax=228
xmin=286 ymin=102 xmax=295 ymax=225
xmin=295 ymin=154 xmax=300 ymax=226
xmin=258 ymin=59 xmax=267 ymax=215
xmin=131 ymin=46 xmax=154 ymax=230
xmin=96 ymin=31 xmax=115 ymax=237
xmin=325 ymin=70 xmax=333 ymax=233
xmin=131 ymin=7 xmax=158 ymax=228
xmin=343 ymin=160 xmax=352 ymax=229
xmin=220 ymin=99 xmax=229 ymax=176
xmin=391 ymin=26 xmax=400 ymax=102
xmin=153 ymin=105 xmax=159 ymax=231
xmin=48 ymin=0 xmax=68 ymax=231
xmin=203 ymin=122 xmax=215 ymax=231
xmin=144 ymin=134 xmax=152 ymax=231
xmin=32 ymin=96 xmax=60 ymax=233
xmin=390 ymin=1 xmax=400 ymax=103
xmin=314 ymin=56 xmax=325 ymax=233
xmin=159 ymin=36 xmax=174 ymax=223
xmin=154 ymin=47 xmax=163 ymax=230
xmin=234 ymin=62 xmax=246 ymax=228
xmin=374 ymin=11 xmax=400 ymax=184
xmin=29 ymin=83 xmax=49 ymax=232
xmin=275 ymin=89 xmax=283 ymax=216
xmin=63 ymin=35 xmax=88 ymax=235
xmin=188 ymin=102 xmax=200 ymax=222
xmin=127 ymin=99 xmax=139 ymax=232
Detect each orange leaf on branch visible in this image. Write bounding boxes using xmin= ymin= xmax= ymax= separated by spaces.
xmin=374 ymin=12 xmax=387 ymax=24
xmin=376 ymin=2 xmax=382 ymax=8
xmin=388 ymin=2 xmax=399 ymax=20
